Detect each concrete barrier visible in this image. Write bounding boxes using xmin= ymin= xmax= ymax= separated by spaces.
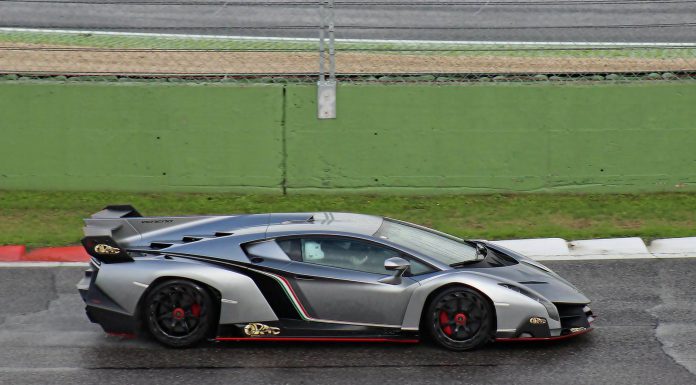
xmin=568 ymin=237 xmax=654 ymax=259
xmin=490 ymin=238 xmax=570 ymax=260
xmin=648 ymin=237 xmax=696 ymax=258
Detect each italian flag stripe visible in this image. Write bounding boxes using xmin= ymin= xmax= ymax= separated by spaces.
xmin=249 ymin=267 xmax=311 ymax=321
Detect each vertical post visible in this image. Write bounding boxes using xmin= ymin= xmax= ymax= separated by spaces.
xmin=317 ymin=0 xmax=336 ymax=119
xmin=318 ymin=0 xmax=325 ymax=84
xmin=328 ymin=0 xmax=336 ymax=83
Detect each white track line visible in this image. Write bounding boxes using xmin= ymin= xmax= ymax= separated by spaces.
xmin=2 ymin=27 xmax=696 ymax=47
xmin=0 ymin=262 xmax=89 ymax=267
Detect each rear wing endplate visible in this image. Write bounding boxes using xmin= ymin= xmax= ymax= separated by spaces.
xmin=90 ymin=205 xmax=142 ymax=219
xmin=81 ymin=235 xmax=133 ymax=264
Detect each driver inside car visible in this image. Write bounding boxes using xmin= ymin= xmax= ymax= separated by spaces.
xmin=329 ymin=240 xmax=369 ymax=266
xmin=303 ymin=240 xmax=325 ymax=261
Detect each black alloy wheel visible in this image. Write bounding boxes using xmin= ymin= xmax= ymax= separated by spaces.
xmin=144 ymin=279 xmax=215 ymax=348
xmin=426 ymin=287 xmax=494 ymax=351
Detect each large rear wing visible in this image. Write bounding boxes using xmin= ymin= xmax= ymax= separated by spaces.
xmin=80 ymin=204 xmax=252 ymax=263
xmin=89 ymin=205 xmax=141 ymax=219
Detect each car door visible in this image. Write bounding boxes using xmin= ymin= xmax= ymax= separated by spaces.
xmin=272 ymin=236 xmax=432 ymax=326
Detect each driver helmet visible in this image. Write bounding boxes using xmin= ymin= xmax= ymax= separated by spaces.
xmin=303 ymin=241 xmax=325 ymax=260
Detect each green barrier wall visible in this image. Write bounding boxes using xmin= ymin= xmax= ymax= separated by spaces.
xmin=2 ymin=81 xmax=695 ymax=194
xmin=0 ymin=83 xmax=285 ymax=192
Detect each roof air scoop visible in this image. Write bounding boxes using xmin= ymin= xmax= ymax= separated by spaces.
xmin=280 ymin=215 xmax=315 ymax=225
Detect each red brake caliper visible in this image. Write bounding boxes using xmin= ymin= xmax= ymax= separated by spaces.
xmin=439 ymin=311 xmax=453 ymax=336
xmin=191 ymin=303 xmax=201 ymax=318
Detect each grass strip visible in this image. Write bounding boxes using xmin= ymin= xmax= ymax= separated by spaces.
xmin=1 ymin=191 xmax=694 ymax=247
xmin=2 ymin=30 xmax=696 ymax=59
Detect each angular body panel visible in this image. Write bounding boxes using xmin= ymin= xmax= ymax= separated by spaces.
xmin=402 ymin=270 xmax=560 ymax=332
xmin=92 ymin=257 xmax=278 ymax=324
xmin=283 ymin=262 xmax=419 ymax=326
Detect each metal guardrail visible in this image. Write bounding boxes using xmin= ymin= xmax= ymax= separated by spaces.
xmin=1 ymin=0 xmax=695 ymax=77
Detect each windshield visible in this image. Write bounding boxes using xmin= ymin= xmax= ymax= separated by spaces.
xmin=374 ymin=219 xmax=477 ymax=265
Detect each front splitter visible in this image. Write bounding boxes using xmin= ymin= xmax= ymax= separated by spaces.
xmin=495 ymin=327 xmax=593 ymax=342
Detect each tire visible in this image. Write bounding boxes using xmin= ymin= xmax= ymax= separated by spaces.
xmin=426 ymin=286 xmax=494 ymax=351
xmin=144 ymin=279 xmax=215 ymax=348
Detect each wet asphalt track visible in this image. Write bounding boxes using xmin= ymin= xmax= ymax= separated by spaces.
xmin=1 ymin=259 xmax=695 ymax=385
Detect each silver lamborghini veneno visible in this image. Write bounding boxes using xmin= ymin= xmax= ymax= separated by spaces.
xmin=77 ymin=206 xmax=595 ymax=350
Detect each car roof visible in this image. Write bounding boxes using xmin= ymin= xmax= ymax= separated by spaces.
xmin=119 ymin=212 xmax=384 ymax=254
xmin=267 ymin=212 xmax=384 ymax=237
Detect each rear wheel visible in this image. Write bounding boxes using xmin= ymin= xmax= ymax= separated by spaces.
xmin=144 ymin=279 xmax=215 ymax=348
xmin=426 ymin=287 xmax=494 ymax=351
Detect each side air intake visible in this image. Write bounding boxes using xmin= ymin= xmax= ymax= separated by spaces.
xmin=182 ymin=236 xmax=207 ymax=243
xmin=149 ymin=242 xmax=177 ymax=250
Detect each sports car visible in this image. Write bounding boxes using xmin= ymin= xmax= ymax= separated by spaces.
xmin=77 ymin=205 xmax=594 ymax=350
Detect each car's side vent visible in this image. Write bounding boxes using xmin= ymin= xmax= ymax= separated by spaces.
xmin=182 ymin=236 xmax=206 ymax=243
xmin=150 ymin=241 xmax=175 ymax=249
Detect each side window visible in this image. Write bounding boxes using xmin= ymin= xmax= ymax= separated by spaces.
xmin=279 ymin=237 xmax=433 ymax=275
xmin=277 ymin=238 xmax=302 ymax=261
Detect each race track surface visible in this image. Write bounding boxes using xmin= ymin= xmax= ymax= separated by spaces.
xmin=0 ymin=259 xmax=695 ymax=385
xmin=1 ymin=0 xmax=696 ymax=43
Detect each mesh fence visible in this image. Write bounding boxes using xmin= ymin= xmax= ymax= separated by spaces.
xmin=1 ymin=0 xmax=695 ymax=82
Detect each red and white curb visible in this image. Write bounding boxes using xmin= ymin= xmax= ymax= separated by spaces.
xmin=1 ymin=237 xmax=695 ymax=267
xmin=0 ymin=245 xmax=88 ymax=263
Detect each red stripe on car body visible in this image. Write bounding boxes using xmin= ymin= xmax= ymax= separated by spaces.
xmin=216 ymin=337 xmax=420 ymax=343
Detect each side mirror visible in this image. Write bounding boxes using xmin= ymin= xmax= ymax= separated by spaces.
xmin=379 ymin=257 xmax=411 ymax=285
xmin=475 ymin=243 xmax=488 ymax=258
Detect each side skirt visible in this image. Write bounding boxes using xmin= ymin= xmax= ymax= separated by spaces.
xmin=217 ymin=318 xmax=420 ymax=343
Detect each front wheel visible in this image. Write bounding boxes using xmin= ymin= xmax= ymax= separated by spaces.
xmin=144 ymin=279 xmax=215 ymax=348
xmin=426 ymin=287 xmax=494 ymax=351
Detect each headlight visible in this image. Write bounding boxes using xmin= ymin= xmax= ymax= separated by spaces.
xmin=499 ymin=283 xmax=560 ymax=321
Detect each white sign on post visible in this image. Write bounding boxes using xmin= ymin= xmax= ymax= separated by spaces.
xmin=317 ymin=80 xmax=337 ymax=119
